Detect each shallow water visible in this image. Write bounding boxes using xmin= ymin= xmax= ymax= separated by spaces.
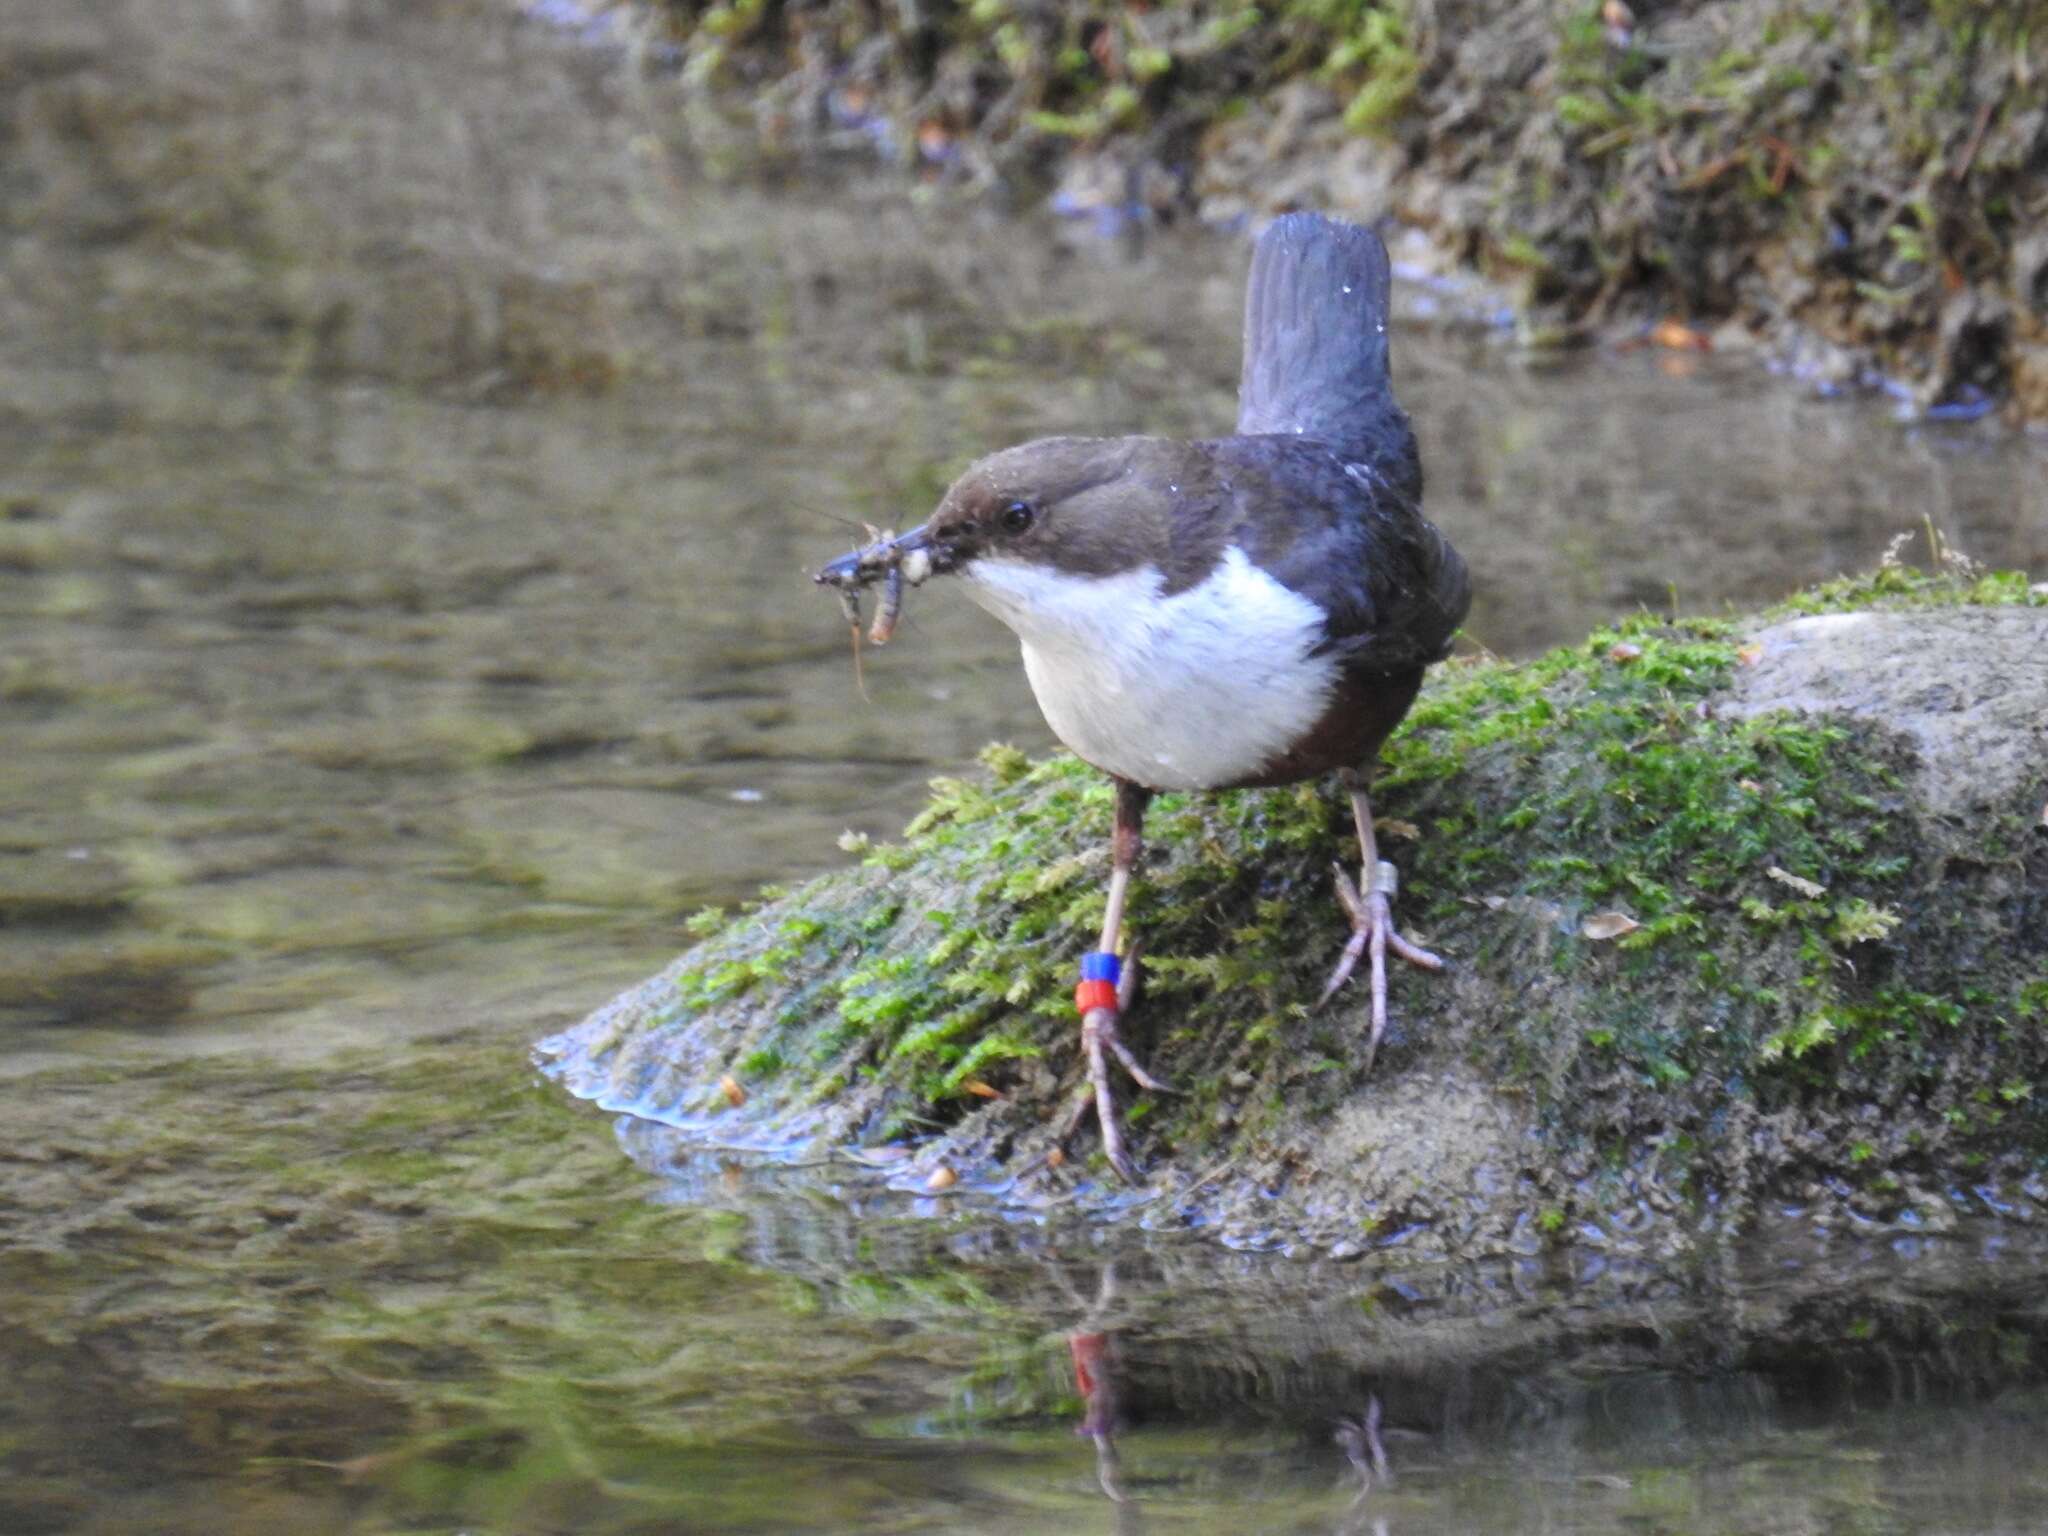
xmin=6 ymin=1037 xmax=2048 ymax=1536
xmin=3 ymin=0 xmax=2046 ymax=1530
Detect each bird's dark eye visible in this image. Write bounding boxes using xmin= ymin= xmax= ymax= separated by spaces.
xmin=999 ymin=500 xmax=1035 ymax=534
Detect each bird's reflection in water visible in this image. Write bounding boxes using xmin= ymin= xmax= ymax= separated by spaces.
xmin=1054 ymin=1260 xmax=1132 ymax=1521
xmin=1332 ymin=1396 xmax=1393 ymax=1536
xmin=1057 ymin=1262 xmax=1403 ymax=1536
xmin=1335 ymin=1395 xmax=1391 ymax=1498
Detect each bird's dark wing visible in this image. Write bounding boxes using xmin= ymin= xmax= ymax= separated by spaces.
xmin=1224 ymin=214 xmax=1467 ymax=673
xmin=1236 ymin=213 xmax=1405 ymax=462
xmin=1202 ymin=435 xmax=1471 ymax=674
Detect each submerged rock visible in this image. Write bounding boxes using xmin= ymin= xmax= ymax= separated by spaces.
xmin=539 ymin=565 xmax=2047 ymax=1260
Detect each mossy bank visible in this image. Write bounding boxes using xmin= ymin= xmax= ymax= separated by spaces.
xmin=540 ymin=562 xmax=2048 ymax=1259
xmin=643 ymin=0 xmax=2048 ymax=420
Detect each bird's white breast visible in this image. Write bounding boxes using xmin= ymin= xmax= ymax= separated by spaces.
xmin=960 ymin=547 xmax=1337 ymax=790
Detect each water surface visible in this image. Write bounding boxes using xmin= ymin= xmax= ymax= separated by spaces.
xmin=2 ymin=0 xmax=2045 ymax=1530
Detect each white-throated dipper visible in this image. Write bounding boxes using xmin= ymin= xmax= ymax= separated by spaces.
xmin=818 ymin=212 xmax=1471 ymax=1179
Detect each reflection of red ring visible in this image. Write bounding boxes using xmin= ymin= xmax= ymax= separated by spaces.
xmin=1074 ymin=980 xmax=1118 ymax=1015
xmin=1070 ymin=1331 xmax=1108 ymax=1397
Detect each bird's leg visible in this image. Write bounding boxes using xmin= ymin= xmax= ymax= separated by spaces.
xmin=1319 ymin=769 xmax=1444 ymax=1070
xmin=1064 ymin=780 xmax=1162 ymax=1181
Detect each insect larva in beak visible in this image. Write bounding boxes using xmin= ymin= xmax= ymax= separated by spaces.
xmin=868 ymin=564 xmax=904 ymax=645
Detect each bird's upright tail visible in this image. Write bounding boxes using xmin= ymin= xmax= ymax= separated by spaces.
xmin=1235 ymin=213 xmax=1405 ymax=459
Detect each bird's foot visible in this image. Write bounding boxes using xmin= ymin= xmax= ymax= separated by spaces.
xmin=1318 ymin=860 xmax=1443 ymax=1072
xmin=1058 ymin=948 xmax=1166 ymax=1182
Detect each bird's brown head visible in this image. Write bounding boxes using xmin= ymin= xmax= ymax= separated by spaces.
xmin=814 ymin=434 xmax=1191 ymax=595
xmin=915 ymin=435 xmax=1183 ymax=580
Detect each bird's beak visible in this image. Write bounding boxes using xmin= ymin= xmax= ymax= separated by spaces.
xmin=814 ymin=523 xmax=942 ymax=589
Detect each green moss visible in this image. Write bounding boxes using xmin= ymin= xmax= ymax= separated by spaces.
xmin=1772 ymin=552 xmax=2045 ymax=618
xmin=1372 ymin=606 xmax=1936 ymax=1100
xmin=1324 ymin=4 xmax=1420 ymax=133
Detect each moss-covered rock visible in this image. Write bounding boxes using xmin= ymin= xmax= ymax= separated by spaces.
xmin=643 ymin=0 xmax=2048 ymax=418
xmin=539 ymin=561 xmax=2047 ymax=1256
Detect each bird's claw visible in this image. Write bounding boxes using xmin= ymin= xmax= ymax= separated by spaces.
xmin=1318 ymin=859 xmax=1443 ymax=1072
xmin=1095 ymin=1007 xmax=1168 ymax=1094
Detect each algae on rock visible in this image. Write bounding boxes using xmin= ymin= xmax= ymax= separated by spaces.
xmin=540 ymin=564 xmax=2047 ymax=1254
